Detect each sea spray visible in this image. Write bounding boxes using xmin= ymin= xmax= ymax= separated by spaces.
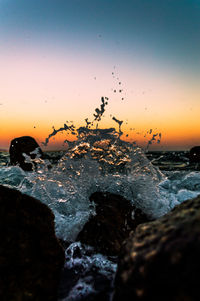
xmin=1 ymin=105 xmax=200 ymax=301
xmin=0 ymin=130 xmax=169 ymax=242
xmin=0 ymin=97 xmax=183 ymax=242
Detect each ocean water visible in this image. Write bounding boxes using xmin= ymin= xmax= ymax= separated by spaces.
xmin=1 ymin=117 xmax=200 ymax=299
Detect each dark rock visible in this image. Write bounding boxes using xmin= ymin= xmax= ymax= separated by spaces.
xmin=0 ymin=184 xmax=65 ymax=301
xmin=9 ymin=136 xmax=44 ymax=171
xmin=76 ymin=192 xmax=150 ymax=256
xmin=189 ymin=146 xmax=200 ymax=163
xmin=113 ymin=196 xmax=200 ymax=301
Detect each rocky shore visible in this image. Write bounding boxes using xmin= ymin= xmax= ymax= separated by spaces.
xmin=1 ymin=136 xmax=200 ymax=300
xmin=1 ymin=182 xmax=200 ymax=300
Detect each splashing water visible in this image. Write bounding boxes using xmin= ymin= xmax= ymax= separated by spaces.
xmin=1 ymin=95 xmax=200 ymax=300
xmin=0 ymin=101 xmax=180 ymax=241
xmin=0 ymin=96 xmax=199 ymax=243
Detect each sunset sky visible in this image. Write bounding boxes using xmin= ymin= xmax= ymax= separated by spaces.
xmin=0 ymin=0 xmax=200 ymax=151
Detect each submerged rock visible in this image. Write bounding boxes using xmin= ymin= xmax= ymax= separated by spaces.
xmin=77 ymin=192 xmax=150 ymax=256
xmin=9 ymin=136 xmax=44 ymax=171
xmin=0 ymin=184 xmax=65 ymax=301
xmin=113 ymin=195 xmax=200 ymax=301
xmin=189 ymin=146 xmax=200 ymax=163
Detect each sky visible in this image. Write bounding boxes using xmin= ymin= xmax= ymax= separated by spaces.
xmin=0 ymin=0 xmax=200 ymax=150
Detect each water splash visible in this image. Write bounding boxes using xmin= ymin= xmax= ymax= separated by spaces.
xmin=42 ymin=96 xmax=162 ymax=151
xmin=0 ymin=96 xmax=168 ymax=241
xmin=5 ymin=124 xmax=168 ymax=242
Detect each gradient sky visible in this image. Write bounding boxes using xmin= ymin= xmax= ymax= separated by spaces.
xmin=0 ymin=0 xmax=200 ymax=150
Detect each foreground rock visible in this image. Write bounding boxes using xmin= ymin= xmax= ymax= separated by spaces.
xmin=9 ymin=136 xmax=44 ymax=171
xmin=77 ymin=192 xmax=150 ymax=256
xmin=113 ymin=195 xmax=200 ymax=301
xmin=0 ymin=184 xmax=65 ymax=301
xmin=189 ymin=146 xmax=200 ymax=163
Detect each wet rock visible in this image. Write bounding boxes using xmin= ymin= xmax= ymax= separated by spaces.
xmin=189 ymin=146 xmax=200 ymax=163
xmin=76 ymin=192 xmax=150 ymax=256
xmin=113 ymin=195 xmax=200 ymax=301
xmin=0 ymin=184 xmax=65 ymax=301
xmin=9 ymin=136 xmax=44 ymax=171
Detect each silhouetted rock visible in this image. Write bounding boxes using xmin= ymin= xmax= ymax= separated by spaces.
xmin=0 ymin=184 xmax=65 ymax=301
xmin=189 ymin=146 xmax=200 ymax=163
xmin=113 ymin=196 xmax=200 ymax=301
xmin=9 ymin=136 xmax=44 ymax=171
xmin=76 ymin=192 xmax=150 ymax=256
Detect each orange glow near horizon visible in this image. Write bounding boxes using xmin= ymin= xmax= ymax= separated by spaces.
xmin=1 ymin=118 xmax=200 ymax=151
xmin=0 ymin=48 xmax=200 ymax=151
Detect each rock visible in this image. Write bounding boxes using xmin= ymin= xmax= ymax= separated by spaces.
xmin=9 ymin=136 xmax=44 ymax=171
xmin=76 ymin=192 xmax=150 ymax=256
xmin=189 ymin=146 xmax=200 ymax=163
xmin=113 ymin=195 xmax=200 ymax=301
xmin=0 ymin=184 xmax=65 ymax=301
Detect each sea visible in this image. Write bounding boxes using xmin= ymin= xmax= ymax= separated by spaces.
xmin=0 ymin=115 xmax=200 ymax=300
